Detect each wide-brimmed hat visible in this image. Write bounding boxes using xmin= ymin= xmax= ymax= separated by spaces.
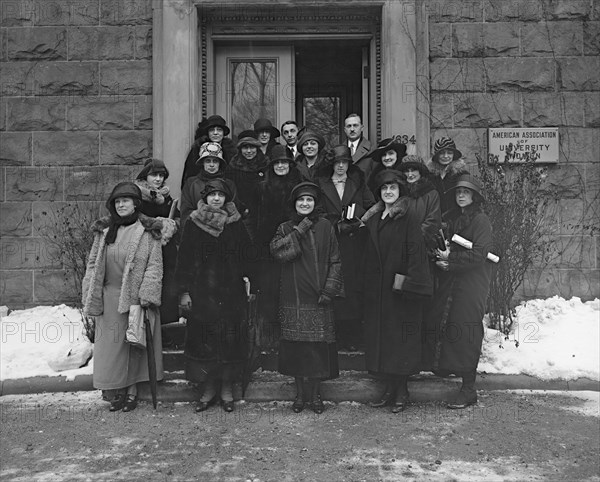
xmin=136 ymin=158 xmax=170 ymax=181
xmin=204 ymin=115 xmax=231 ymax=137
xmin=373 ymin=169 xmax=404 ymax=198
xmin=297 ymin=131 xmax=326 ymax=151
xmin=269 ymin=144 xmax=294 ymax=164
xmin=106 ymin=181 xmax=142 ymax=210
xmin=290 ymin=181 xmax=320 ymax=202
xmin=432 ymin=137 xmax=462 ymax=163
xmin=397 ymin=155 xmax=429 ymax=176
xmin=448 ymin=173 xmax=485 ymax=203
xmin=368 ymin=138 xmax=407 ymax=163
xmin=327 ymin=145 xmax=352 ymax=165
xmin=237 ymin=130 xmax=262 ymax=149
xmin=201 ymin=178 xmax=233 ymax=203
xmin=197 ymin=142 xmax=225 ymax=164
xmin=253 ymin=118 xmax=280 ymax=139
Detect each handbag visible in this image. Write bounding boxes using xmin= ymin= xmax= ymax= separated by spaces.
xmin=126 ymin=305 xmax=146 ymax=348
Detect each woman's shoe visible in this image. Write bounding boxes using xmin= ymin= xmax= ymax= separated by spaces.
xmin=369 ymin=391 xmax=395 ymax=408
xmin=391 ymin=393 xmax=409 ymax=414
xmin=447 ymin=390 xmax=477 ymax=409
xmin=122 ymin=396 xmax=138 ymax=413
xmin=109 ymin=394 xmax=126 ymax=412
xmin=222 ymin=400 xmax=234 ymax=413
xmin=311 ymin=396 xmax=324 ymax=414
xmin=195 ymin=397 xmax=217 ymax=413
xmin=292 ymin=397 xmax=305 ymax=413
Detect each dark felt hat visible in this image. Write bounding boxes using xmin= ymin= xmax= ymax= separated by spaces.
xmin=432 ymin=137 xmax=462 ymax=163
xmin=253 ymin=118 xmax=280 ymax=139
xmin=201 ymin=178 xmax=233 ymax=203
xmin=106 ymin=181 xmax=142 ymax=210
xmin=369 ymin=138 xmax=407 ymax=163
xmin=373 ymin=169 xmax=404 ymax=196
xmin=397 ymin=154 xmax=429 ymax=176
xmin=290 ymin=181 xmax=321 ymax=202
xmin=297 ymin=130 xmax=326 ymax=151
xmin=136 ymin=158 xmax=170 ymax=181
xmin=448 ymin=173 xmax=485 ymax=202
xmin=327 ymin=145 xmax=352 ymax=165
xmin=236 ymin=130 xmax=261 ymax=149
xmin=269 ymin=144 xmax=294 ymax=164
xmin=205 ymin=115 xmax=231 ymax=137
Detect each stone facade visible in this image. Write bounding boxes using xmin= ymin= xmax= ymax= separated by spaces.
xmin=428 ymin=0 xmax=600 ymax=300
xmin=1 ymin=0 xmax=598 ymax=307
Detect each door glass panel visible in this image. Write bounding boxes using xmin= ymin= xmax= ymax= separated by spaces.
xmin=230 ymin=61 xmax=277 ymax=137
xmin=303 ymin=96 xmax=341 ymax=147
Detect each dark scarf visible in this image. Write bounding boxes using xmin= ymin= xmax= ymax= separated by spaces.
xmin=406 ymin=177 xmax=436 ymax=199
xmin=290 ymin=210 xmax=323 ymax=225
xmin=105 ymin=211 xmax=139 ymax=245
xmin=447 ymin=202 xmax=485 ymax=236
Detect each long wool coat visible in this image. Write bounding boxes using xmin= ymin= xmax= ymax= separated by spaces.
xmin=426 ymin=158 xmax=468 ymax=216
xmin=316 ymin=166 xmax=375 ymax=320
xmin=422 ymin=205 xmax=493 ymax=374
xmin=361 ymin=198 xmax=433 ymax=376
xmin=175 ymin=201 xmax=251 ymax=377
xmin=405 ymin=177 xmax=442 ymax=249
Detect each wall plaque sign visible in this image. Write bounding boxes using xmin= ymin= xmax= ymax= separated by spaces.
xmin=488 ymin=127 xmax=559 ymax=164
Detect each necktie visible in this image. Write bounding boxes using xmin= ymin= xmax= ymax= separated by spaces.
xmin=350 ymin=142 xmax=356 ymax=155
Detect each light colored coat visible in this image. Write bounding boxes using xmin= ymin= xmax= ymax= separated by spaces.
xmin=82 ymin=215 xmax=163 ymax=316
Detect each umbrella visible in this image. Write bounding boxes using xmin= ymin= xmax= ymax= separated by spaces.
xmin=242 ymin=278 xmax=261 ymax=397
xmin=143 ymin=308 xmax=158 ymax=409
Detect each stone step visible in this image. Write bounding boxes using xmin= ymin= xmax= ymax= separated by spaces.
xmin=137 ymin=369 xmax=463 ymax=404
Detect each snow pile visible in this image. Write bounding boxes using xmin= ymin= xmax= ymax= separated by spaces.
xmin=0 ymin=305 xmax=93 ymax=381
xmin=480 ymin=296 xmax=600 ymax=381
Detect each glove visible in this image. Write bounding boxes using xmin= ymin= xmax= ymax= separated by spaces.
xmin=179 ymin=293 xmax=192 ymax=313
xmin=140 ymin=298 xmax=151 ymax=308
xmin=318 ymin=294 xmax=332 ymax=306
xmin=337 ymin=218 xmax=361 ymax=235
xmin=293 ymin=217 xmax=313 ymax=236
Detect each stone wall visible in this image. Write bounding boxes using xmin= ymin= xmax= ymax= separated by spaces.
xmin=0 ymin=0 xmax=153 ymax=307
xmin=428 ymin=0 xmax=600 ymax=300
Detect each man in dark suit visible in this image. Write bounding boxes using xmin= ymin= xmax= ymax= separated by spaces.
xmin=281 ymin=120 xmax=300 ymax=159
xmin=344 ymin=113 xmax=374 ymax=180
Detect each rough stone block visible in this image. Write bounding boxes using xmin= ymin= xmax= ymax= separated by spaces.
xmin=583 ymin=21 xmax=600 ymax=55
xmin=100 ymin=130 xmax=152 ymax=165
xmin=485 ymin=58 xmax=555 ymax=92
xmin=66 ymin=97 xmax=134 ymax=130
xmin=430 ymin=128 xmax=487 ymax=164
xmin=484 ymin=0 xmax=543 ymax=22
xmin=428 ymin=0 xmax=483 ymax=22
xmin=597 ymin=237 xmax=600 ymax=269
xmin=554 ymin=235 xmax=595 ymax=268
xmin=0 ymin=132 xmax=32 ymax=166
xmin=452 ymin=23 xmax=483 ymax=57
xmin=558 ymin=57 xmax=600 ymax=90
xmin=522 ymin=22 xmax=583 ymax=56
xmin=430 ymin=58 xmax=485 ymax=92
xmin=99 ymin=61 xmax=152 ymax=95
xmin=543 ymin=163 xmax=586 ymax=198
xmin=33 ymin=201 xmax=102 ymax=236
xmin=7 ymin=27 xmax=67 ymax=60
xmin=0 ymin=271 xmax=33 ymax=305
xmin=523 ymin=92 xmax=585 ymax=127
xmin=69 ymin=26 xmax=135 ymax=61
xmin=559 ymin=198 xmax=587 ymax=234
xmin=430 ymin=93 xmax=454 ymax=129
xmin=32 ymin=0 xmax=100 ymax=26
xmin=0 ymin=98 xmax=6 ymax=130
xmin=6 ymin=97 xmax=66 ymax=131
xmin=0 ymin=202 xmax=32 ymax=236
xmin=0 ymin=62 xmax=35 ymax=96
xmin=0 ymin=0 xmax=34 ymax=26
xmin=135 ymin=26 xmax=152 ymax=60
xmin=34 ymin=269 xmax=79 ymax=303
xmin=0 ymin=237 xmax=61 ymax=269
xmin=5 ymin=167 xmax=64 ymax=201
xmin=429 ymin=23 xmax=452 ymax=58
xmin=544 ymin=0 xmax=591 ymax=20
xmin=454 ymin=92 xmax=521 ymax=128
xmin=33 ymin=132 xmax=99 ymax=166
xmin=519 ymin=268 xmax=561 ymax=299
xmin=65 ymin=166 xmax=138 ymax=200
xmin=558 ymin=128 xmax=600 ymax=163
xmin=133 ymin=96 xmax=152 ymax=129
xmin=0 ymin=26 xmax=6 ymax=61
xmin=0 ymin=168 xmax=5 ymax=201
xmin=559 ymin=269 xmax=600 ymax=299
xmin=584 ymin=92 xmax=600 ymax=126
xmin=100 ymin=0 xmax=152 ymax=26
xmin=483 ymin=22 xmax=520 ymax=56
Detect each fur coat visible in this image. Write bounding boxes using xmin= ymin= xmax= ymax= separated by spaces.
xmin=426 ymin=157 xmax=468 ymax=216
xmin=82 ymin=214 xmax=164 ymax=316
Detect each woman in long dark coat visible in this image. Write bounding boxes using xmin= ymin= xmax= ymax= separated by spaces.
xmin=255 ymin=145 xmax=302 ymax=348
xmin=270 ymin=182 xmax=344 ymax=414
xmin=422 ymin=174 xmax=493 ymax=409
xmin=360 ymin=170 xmax=433 ymax=413
xmin=176 ymin=179 xmax=252 ymax=413
xmin=295 ymin=131 xmax=327 ymax=182
xmin=315 ymin=145 xmax=375 ymax=349
xmin=365 ymin=138 xmax=407 ymax=196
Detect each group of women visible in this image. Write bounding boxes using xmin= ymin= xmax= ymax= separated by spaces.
xmin=82 ymin=114 xmax=494 ymax=415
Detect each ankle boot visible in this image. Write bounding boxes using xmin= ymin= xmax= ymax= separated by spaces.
xmin=391 ymin=376 xmax=409 ymax=413
xmin=447 ymin=371 xmax=477 ymax=409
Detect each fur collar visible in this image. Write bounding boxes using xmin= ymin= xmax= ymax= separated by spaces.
xmin=228 ymin=152 xmax=268 ymax=173
xmin=92 ymin=213 xmax=163 ymax=240
xmin=188 ymin=200 xmax=241 ymax=237
xmin=406 ymin=177 xmax=436 ymax=199
xmin=426 ymin=157 xmax=467 ymax=178
xmin=134 ymin=179 xmax=170 ymax=205
xmin=360 ymin=197 xmax=410 ymax=223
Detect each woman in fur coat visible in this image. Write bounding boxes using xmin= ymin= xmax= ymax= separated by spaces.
xmin=360 ymin=170 xmax=433 ymax=413
xmin=82 ymin=182 xmax=164 ymax=413
xmin=270 ymin=182 xmax=345 ymax=414
xmin=176 ymin=179 xmax=253 ymax=414
xmin=134 ymin=159 xmax=179 ymax=329
xmin=422 ymin=174 xmax=493 ymax=409
xmin=315 ymin=145 xmax=375 ymax=349
xmin=254 ymin=145 xmax=302 ymax=348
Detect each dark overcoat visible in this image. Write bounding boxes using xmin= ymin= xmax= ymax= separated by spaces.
xmin=422 ymin=205 xmax=493 ymax=374
xmin=426 ymin=158 xmax=468 ymax=216
xmin=316 ymin=167 xmax=375 ymax=320
xmin=405 ymin=177 xmax=442 ymax=249
xmin=361 ymin=198 xmax=433 ymax=376
xmin=181 ymin=137 xmax=237 ymax=187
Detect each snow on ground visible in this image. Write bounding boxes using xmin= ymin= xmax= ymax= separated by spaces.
xmin=0 ymin=296 xmax=598 ymax=382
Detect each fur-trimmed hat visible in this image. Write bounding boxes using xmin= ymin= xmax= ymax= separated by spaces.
xmin=201 ymin=178 xmax=233 ymax=203
xmin=237 ymin=130 xmax=262 ymax=149
xmin=106 ymin=181 xmax=142 ymax=210
xmin=205 ymin=115 xmax=230 ymax=136
xmin=432 ymin=137 xmax=462 ymax=163
xmin=136 ymin=158 xmax=169 ymax=181
xmin=297 ymin=131 xmax=326 ymax=151
xmin=290 ymin=181 xmax=320 ymax=202
xmin=369 ymin=138 xmax=407 ymax=164
xmin=448 ymin=173 xmax=485 ymax=203
xmin=253 ymin=118 xmax=280 ymax=139
xmin=397 ymin=154 xmax=429 ymax=176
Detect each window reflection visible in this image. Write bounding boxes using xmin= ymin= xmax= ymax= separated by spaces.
xmin=303 ymin=97 xmax=340 ymax=147
xmin=230 ymin=61 xmax=277 ymax=137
